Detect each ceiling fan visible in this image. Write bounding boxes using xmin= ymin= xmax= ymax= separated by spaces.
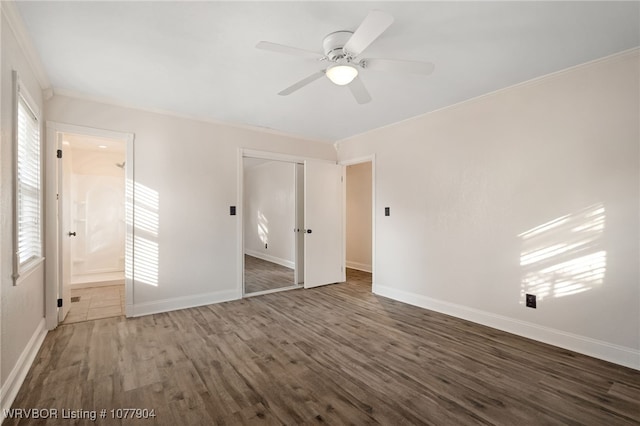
xmin=256 ymin=10 xmax=434 ymax=104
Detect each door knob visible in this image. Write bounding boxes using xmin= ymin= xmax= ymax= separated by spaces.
xmin=68 ymin=232 xmax=76 ymax=237
xmin=306 ymin=229 xmax=312 ymax=233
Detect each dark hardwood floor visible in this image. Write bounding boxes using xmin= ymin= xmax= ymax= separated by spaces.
xmin=244 ymin=254 xmax=295 ymax=294
xmin=7 ymin=269 xmax=640 ymax=425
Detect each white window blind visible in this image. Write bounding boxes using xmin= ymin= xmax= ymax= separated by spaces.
xmin=15 ymin=79 xmax=42 ymax=273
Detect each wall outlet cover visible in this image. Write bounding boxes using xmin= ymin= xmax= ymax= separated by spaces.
xmin=526 ymin=294 xmax=537 ymax=309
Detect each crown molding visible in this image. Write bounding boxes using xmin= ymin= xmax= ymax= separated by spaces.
xmin=52 ymin=87 xmax=333 ymax=145
xmin=1 ymin=0 xmax=51 ymax=90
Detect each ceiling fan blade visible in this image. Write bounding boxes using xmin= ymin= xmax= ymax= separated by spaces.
xmin=278 ymin=70 xmax=326 ymax=96
xmin=348 ymin=76 xmax=372 ymax=104
xmin=343 ymin=10 xmax=394 ymax=57
xmin=256 ymin=41 xmax=322 ymax=59
xmin=363 ymin=58 xmax=435 ymax=75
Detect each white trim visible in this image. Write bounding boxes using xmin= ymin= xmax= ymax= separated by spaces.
xmin=244 ymin=250 xmax=294 ymax=270
xmin=53 ymin=88 xmax=331 ymax=145
xmin=236 ymin=148 xmax=244 ymax=300
xmin=242 ymin=148 xmax=333 ymax=165
xmin=0 ymin=1 xmax=51 ymax=90
xmin=375 ymin=284 xmax=640 ymax=370
xmin=45 ymin=121 xmax=133 ymax=142
xmin=0 ymin=319 xmax=47 ymax=421
xmin=345 ymin=261 xmax=372 ymax=273
xmin=13 ymin=257 xmax=44 ymax=286
xmin=131 ymin=289 xmax=239 ymax=317
xmin=12 ymin=71 xmax=44 ymax=285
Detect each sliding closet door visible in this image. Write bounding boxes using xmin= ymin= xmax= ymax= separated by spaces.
xmin=304 ymin=161 xmax=344 ymax=288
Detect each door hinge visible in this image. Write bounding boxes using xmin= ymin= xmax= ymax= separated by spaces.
xmin=56 ymin=149 xmax=62 ymax=159
xmin=341 ymin=176 xmax=343 ymax=183
xmin=57 ymin=298 xmax=63 ymax=307
xmin=56 ymin=193 xmax=59 ymax=200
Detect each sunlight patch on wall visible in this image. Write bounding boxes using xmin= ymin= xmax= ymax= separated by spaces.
xmin=258 ymin=210 xmax=269 ymax=245
xmin=125 ymin=181 xmax=160 ymax=287
xmin=125 ymin=178 xmax=134 ymax=283
xmin=519 ymin=203 xmax=606 ymax=302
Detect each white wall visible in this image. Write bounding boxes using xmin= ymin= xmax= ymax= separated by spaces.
xmin=346 ymin=162 xmax=372 ymax=272
xmin=45 ymin=95 xmax=336 ymax=316
xmin=337 ymin=50 xmax=640 ymax=369
xmin=0 ymin=6 xmax=47 ymax=409
xmin=244 ymin=160 xmax=295 ymax=268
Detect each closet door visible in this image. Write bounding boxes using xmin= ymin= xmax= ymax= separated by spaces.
xmin=304 ymin=161 xmax=344 ymax=288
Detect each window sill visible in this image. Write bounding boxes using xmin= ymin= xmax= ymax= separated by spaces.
xmin=14 ymin=257 xmax=45 ymax=286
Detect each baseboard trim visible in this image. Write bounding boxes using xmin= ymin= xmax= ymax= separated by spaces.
xmin=131 ymin=289 xmax=239 ymax=317
xmin=245 ymin=250 xmax=294 ymax=269
xmin=374 ymin=284 xmax=640 ymax=370
xmin=1 ymin=319 xmax=48 ymax=421
xmin=345 ymin=261 xmax=372 ymax=273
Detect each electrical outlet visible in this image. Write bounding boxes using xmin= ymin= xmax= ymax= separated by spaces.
xmin=525 ymin=294 xmax=537 ymax=309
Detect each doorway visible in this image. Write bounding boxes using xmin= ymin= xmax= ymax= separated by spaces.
xmin=59 ymin=133 xmax=126 ymax=323
xmin=45 ymin=123 xmax=133 ymax=329
xmin=344 ymin=158 xmax=374 ymax=290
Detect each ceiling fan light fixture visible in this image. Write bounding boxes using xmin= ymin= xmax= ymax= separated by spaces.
xmin=326 ymin=64 xmax=358 ymax=86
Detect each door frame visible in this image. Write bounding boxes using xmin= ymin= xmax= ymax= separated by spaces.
xmin=45 ymin=122 xmax=134 ymax=329
xmin=237 ymin=149 xmax=338 ymax=297
xmin=340 ymin=155 xmax=376 ymax=292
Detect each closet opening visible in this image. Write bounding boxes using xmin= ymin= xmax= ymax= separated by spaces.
xmin=243 ymin=157 xmax=304 ymax=296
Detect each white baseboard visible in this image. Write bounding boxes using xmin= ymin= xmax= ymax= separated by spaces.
xmin=375 ymin=284 xmax=640 ymax=370
xmin=130 ymin=289 xmax=239 ymax=317
xmin=1 ymin=319 xmax=48 ymax=421
xmin=345 ymin=261 xmax=372 ymax=273
xmin=245 ymin=250 xmax=294 ymax=269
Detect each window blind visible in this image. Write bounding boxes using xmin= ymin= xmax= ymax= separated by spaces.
xmin=16 ymin=91 xmax=41 ymax=268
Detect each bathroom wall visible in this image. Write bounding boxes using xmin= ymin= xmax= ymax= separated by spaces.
xmin=69 ymin=147 xmax=126 ymax=285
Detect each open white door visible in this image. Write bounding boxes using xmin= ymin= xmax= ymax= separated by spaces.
xmin=304 ymin=161 xmax=344 ymax=288
xmin=58 ymin=134 xmax=72 ymax=322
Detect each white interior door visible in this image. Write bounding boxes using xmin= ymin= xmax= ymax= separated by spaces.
xmin=58 ymin=134 xmax=72 ymax=321
xmin=304 ymin=161 xmax=344 ymax=288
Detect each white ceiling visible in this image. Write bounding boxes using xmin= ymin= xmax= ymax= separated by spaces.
xmin=16 ymin=1 xmax=640 ymax=142
xmin=63 ymin=133 xmax=126 ymax=154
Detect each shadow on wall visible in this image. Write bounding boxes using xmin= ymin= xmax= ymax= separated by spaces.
xmin=519 ymin=203 xmax=606 ymax=302
xmin=126 ymin=180 xmax=160 ymax=287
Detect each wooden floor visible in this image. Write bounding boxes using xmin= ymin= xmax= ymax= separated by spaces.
xmin=62 ymin=285 xmax=125 ymax=324
xmin=244 ymin=254 xmax=294 ymax=294
xmin=8 ymin=269 xmax=640 ymax=425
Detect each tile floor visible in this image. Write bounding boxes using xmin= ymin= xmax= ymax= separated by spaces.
xmin=61 ymin=284 xmax=125 ymax=324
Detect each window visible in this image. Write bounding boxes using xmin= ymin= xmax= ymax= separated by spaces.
xmin=13 ymin=71 xmax=42 ymax=282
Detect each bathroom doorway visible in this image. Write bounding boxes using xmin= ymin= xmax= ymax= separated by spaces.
xmin=59 ymin=133 xmax=126 ymax=323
